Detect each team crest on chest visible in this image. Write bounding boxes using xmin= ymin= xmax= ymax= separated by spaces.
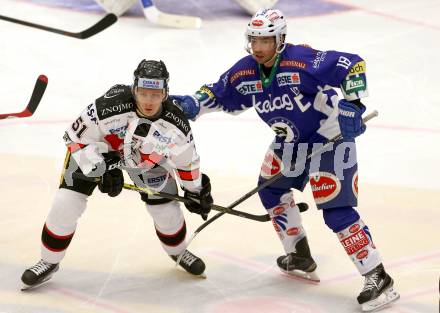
xmin=268 ymin=117 xmax=299 ymax=142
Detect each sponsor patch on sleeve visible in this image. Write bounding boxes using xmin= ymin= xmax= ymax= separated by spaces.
xmin=199 ymin=86 xmax=215 ymax=99
xmin=349 ymin=61 xmax=366 ymax=75
xmin=341 ymin=73 xmax=368 ymax=100
xmin=341 ymin=61 xmax=368 ymax=100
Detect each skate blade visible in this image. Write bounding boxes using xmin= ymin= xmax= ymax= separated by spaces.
xmin=21 ymin=276 xmax=53 ymax=291
xmin=176 ymin=268 xmax=207 ymax=279
xmin=281 ymin=268 xmax=320 ymax=282
xmin=361 ymin=286 xmax=400 ymax=312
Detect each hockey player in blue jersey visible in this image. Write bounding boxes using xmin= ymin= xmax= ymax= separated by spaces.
xmin=173 ymin=8 xmax=399 ymax=312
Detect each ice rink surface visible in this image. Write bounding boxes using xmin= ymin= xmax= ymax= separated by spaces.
xmin=0 ymin=0 xmax=439 ymax=312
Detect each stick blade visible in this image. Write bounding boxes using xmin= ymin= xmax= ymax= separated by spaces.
xmin=25 ymin=75 xmax=48 ymax=115
xmin=144 ymin=7 xmax=202 ymax=29
xmin=0 ymin=75 xmax=47 ymax=120
xmin=78 ymin=13 xmax=117 ymax=39
xmin=156 ymin=14 xmax=202 ymax=29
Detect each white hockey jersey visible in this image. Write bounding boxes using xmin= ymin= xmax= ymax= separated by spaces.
xmin=63 ymin=84 xmax=202 ymax=191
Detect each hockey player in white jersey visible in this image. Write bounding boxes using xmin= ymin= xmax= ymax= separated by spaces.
xmin=21 ymin=60 xmax=213 ymax=290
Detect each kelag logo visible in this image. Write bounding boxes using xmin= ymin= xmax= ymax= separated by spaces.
xmin=253 ymin=93 xmax=294 ymax=113
xmin=236 ymin=80 xmax=263 ymax=95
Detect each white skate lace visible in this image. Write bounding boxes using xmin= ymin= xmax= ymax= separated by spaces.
xmin=282 ymin=253 xmax=301 ymax=265
xmin=180 ymin=251 xmax=196 ymax=266
xmin=29 ymin=260 xmax=53 ymax=275
xmin=281 ymin=255 xmax=292 ymax=265
xmin=363 ymin=271 xmax=379 ymax=292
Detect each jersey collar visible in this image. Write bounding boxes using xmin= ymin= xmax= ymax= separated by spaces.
xmin=258 ymin=54 xmax=281 ymax=88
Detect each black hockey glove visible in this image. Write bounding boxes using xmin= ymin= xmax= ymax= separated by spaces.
xmin=97 ymin=154 xmax=124 ymax=197
xmin=184 ymin=173 xmax=213 ymax=220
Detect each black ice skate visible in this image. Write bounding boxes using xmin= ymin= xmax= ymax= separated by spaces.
xmin=277 ymin=237 xmax=320 ymax=282
xmin=21 ymin=259 xmax=59 ymax=291
xmin=171 ymin=250 xmax=206 ymax=278
xmin=357 ymin=263 xmax=400 ymax=312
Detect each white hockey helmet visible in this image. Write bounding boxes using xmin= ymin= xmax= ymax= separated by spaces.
xmin=245 ymin=8 xmax=287 ymax=54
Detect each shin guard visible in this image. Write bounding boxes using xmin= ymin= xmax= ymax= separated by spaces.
xmin=268 ymin=194 xmax=306 ymax=254
xmin=337 ymin=219 xmax=381 ymax=275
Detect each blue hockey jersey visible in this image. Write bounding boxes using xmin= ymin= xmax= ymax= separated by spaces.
xmin=193 ymin=44 xmax=368 ymax=144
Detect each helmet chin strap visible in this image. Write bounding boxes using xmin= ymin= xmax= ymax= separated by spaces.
xmin=263 ymin=42 xmax=286 ymax=67
xmin=263 ymin=53 xmax=277 ymax=67
xmin=276 ymin=42 xmax=287 ymax=54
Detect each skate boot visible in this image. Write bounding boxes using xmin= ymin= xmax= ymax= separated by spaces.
xmin=21 ymin=259 xmax=59 ymax=291
xmin=277 ymin=237 xmax=319 ymax=282
xmin=357 ymin=263 xmax=400 ymax=312
xmin=171 ymin=250 xmax=206 ymax=277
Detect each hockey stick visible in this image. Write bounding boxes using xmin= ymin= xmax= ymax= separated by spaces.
xmin=0 ymin=75 xmax=48 ymax=120
xmin=71 ymin=172 xmax=277 ymax=222
xmin=0 ymin=13 xmax=117 ymax=39
xmin=141 ymin=0 xmax=202 ymax=29
xmin=176 ymin=110 xmax=379 ymax=265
